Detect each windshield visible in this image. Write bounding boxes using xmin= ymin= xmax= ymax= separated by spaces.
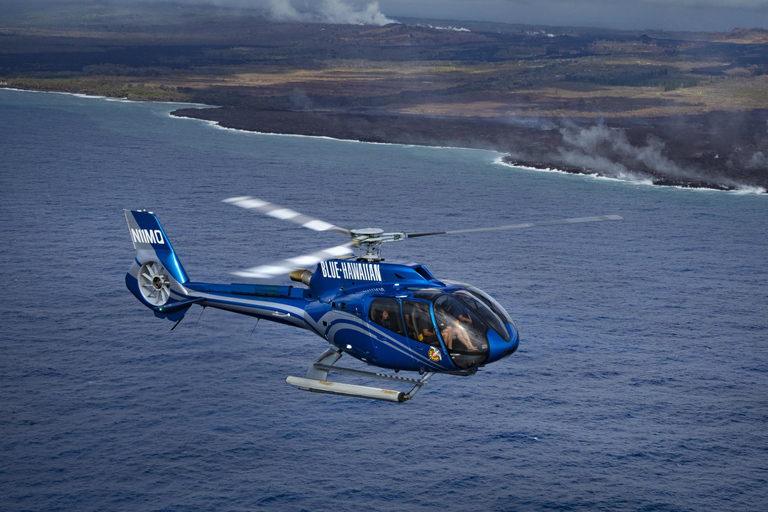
xmin=403 ymin=286 xmax=513 ymax=368
xmin=451 ymin=289 xmax=511 ymax=342
xmin=442 ymin=281 xmax=516 ymax=328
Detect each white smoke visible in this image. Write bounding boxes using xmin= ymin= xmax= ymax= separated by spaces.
xmin=268 ymin=0 xmax=397 ymax=25
xmin=746 ymin=151 xmax=768 ymax=170
xmin=554 ymin=122 xmax=766 ymax=191
xmin=558 ymin=122 xmax=699 ymax=181
xmin=269 ymin=0 xmax=303 ymax=21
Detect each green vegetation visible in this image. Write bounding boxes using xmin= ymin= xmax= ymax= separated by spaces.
xmin=4 ymin=77 xmax=197 ymax=102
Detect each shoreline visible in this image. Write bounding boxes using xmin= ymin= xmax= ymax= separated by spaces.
xmin=494 ymin=159 xmax=767 ymax=195
xmin=0 ymin=86 xmax=211 ymax=108
xmin=170 ymin=105 xmax=768 ymax=194
xmin=3 ymin=86 xmax=765 ymax=194
xmin=178 ymin=111 xmax=767 ymax=194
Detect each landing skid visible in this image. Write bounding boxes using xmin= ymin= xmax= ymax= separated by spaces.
xmin=286 ymin=348 xmax=435 ymax=403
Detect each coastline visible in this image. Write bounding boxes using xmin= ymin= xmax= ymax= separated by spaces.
xmin=0 ymin=86 xmax=211 ymax=108
xmin=171 ymin=105 xmax=768 ymax=194
xmin=3 ymin=86 xmax=765 ymax=194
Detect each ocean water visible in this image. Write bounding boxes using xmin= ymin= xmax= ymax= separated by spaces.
xmin=1 ymin=88 xmax=766 ymax=511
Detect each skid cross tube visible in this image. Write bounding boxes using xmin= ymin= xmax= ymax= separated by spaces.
xmin=286 ymin=348 xmax=435 ymax=402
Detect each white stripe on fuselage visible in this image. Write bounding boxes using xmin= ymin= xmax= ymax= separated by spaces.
xmin=366 ymin=323 xmax=445 ymax=370
xmin=187 ymin=290 xmax=308 ymax=322
xmin=321 ymin=312 xmax=443 ymax=370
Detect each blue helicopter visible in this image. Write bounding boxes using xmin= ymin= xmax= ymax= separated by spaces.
xmin=125 ymin=198 xmax=621 ymax=402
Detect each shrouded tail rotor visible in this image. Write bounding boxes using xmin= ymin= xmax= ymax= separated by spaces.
xmin=138 ymin=261 xmax=172 ymax=306
xmin=124 ymin=209 xmax=194 ymax=322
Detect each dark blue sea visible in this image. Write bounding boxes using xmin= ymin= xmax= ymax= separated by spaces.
xmin=1 ymin=88 xmax=767 ymax=511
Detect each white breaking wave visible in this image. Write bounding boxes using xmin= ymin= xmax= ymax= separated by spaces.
xmin=418 ymin=24 xmax=471 ymax=32
xmin=493 ymin=156 xmax=766 ymax=195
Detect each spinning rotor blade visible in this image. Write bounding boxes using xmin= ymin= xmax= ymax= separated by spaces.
xmin=233 ymin=242 xmax=355 ymax=279
xmin=407 ymin=215 xmax=623 ymax=238
xmin=224 ymin=196 xmax=350 ymax=235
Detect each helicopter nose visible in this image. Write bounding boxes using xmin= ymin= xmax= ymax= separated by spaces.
xmin=486 ymin=323 xmax=519 ymax=364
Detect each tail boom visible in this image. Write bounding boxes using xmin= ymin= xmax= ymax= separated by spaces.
xmin=124 ymin=209 xmax=313 ymax=327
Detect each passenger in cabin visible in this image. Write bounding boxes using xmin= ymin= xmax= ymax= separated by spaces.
xmin=379 ymin=309 xmax=393 ymax=331
xmin=403 ymin=307 xmax=418 ymax=340
xmin=419 ymin=319 xmax=438 ymax=345
xmin=413 ymin=303 xmax=439 ymax=345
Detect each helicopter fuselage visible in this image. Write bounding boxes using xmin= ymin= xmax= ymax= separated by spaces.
xmin=129 ymin=257 xmax=519 ymax=374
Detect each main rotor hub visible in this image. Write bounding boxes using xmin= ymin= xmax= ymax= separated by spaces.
xmin=350 ymin=228 xmax=385 ymax=262
xmin=350 ymin=228 xmax=384 ymax=237
xmin=349 ymin=228 xmax=407 ymax=262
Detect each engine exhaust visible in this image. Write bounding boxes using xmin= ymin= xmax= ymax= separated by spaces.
xmin=289 ymin=269 xmax=313 ymax=286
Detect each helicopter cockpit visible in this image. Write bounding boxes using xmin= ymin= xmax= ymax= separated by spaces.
xmin=369 ymin=286 xmax=515 ymax=370
xmin=432 ymin=293 xmax=490 ymax=368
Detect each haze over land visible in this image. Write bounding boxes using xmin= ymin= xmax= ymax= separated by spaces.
xmin=2 ymin=0 xmax=768 ymax=191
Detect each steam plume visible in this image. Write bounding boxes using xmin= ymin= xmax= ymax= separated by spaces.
xmin=557 ymin=122 xmax=701 ymax=183
xmin=268 ymin=0 xmax=397 ymax=25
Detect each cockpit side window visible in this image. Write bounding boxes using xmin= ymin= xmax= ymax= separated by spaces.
xmin=369 ymin=298 xmax=405 ymax=336
xmin=402 ymin=300 xmax=440 ymax=346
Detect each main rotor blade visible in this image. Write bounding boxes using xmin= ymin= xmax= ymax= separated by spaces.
xmin=233 ymin=242 xmax=355 ymax=279
xmin=407 ymin=215 xmax=623 ymax=238
xmin=223 ymin=196 xmax=350 ymax=235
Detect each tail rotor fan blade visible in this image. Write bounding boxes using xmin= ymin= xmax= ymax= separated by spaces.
xmin=224 ymin=196 xmax=350 ymax=235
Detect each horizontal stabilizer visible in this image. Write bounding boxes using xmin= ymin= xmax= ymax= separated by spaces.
xmin=152 ymin=297 xmax=204 ymax=314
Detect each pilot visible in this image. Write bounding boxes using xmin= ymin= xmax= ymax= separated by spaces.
xmin=451 ymin=321 xmax=474 ymax=351
xmin=437 ymin=301 xmax=474 ymax=351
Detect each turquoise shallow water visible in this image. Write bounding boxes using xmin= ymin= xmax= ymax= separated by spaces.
xmin=1 ymin=89 xmax=767 ymax=511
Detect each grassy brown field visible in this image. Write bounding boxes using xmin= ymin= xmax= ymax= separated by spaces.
xmin=3 ymin=3 xmax=768 ymax=117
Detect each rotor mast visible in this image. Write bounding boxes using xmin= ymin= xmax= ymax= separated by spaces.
xmin=349 ymin=228 xmax=406 ymax=262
